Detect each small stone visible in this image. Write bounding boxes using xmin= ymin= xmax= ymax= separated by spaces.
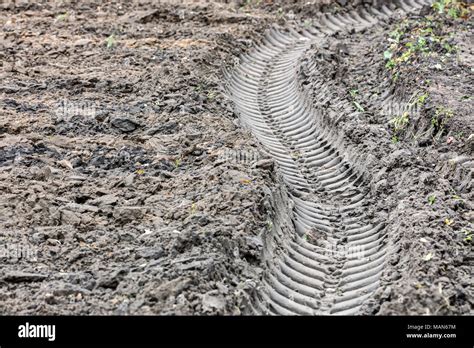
xmin=202 ymin=293 xmax=226 ymax=312
xmin=113 ymin=206 xmax=147 ymax=221
xmin=136 ymin=247 xmax=164 ymax=260
xmin=60 ymin=209 xmax=81 ymax=225
xmin=185 ymin=133 xmax=201 ymax=140
xmin=110 ymin=117 xmax=139 ymax=133
xmin=45 ymin=293 xmax=58 ymax=305
xmin=68 ymin=175 xmax=87 ymax=181
xmin=33 ymin=166 xmax=52 ymax=181
xmin=3 ymin=271 xmax=47 ymax=283
xmin=52 ymin=285 xmax=90 ymax=297
xmin=437 ymin=277 xmax=451 ymax=284
xmin=73 ymin=38 xmax=91 ymax=47
xmin=381 ymin=287 xmax=391 ymax=300
xmin=463 ymin=211 xmax=474 ymax=223
xmin=97 ymin=269 xmax=128 ymax=290
xmin=91 ymin=194 xmax=118 ymax=206
xmin=254 ymin=159 xmax=274 ymax=170
xmin=58 ymin=159 xmax=74 ymax=170
xmin=124 ymin=174 xmax=135 ymax=187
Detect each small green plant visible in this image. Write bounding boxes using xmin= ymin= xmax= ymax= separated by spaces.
xmin=383 ymin=50 xmax=393 ymax=60
xmin=267 ymin=220 xmax=273 ymax=230
xmin=353 ymin=101 xmax=365 ymax=112
xmin=349 ymin=89 xmax=365 ymax=112
xmin=432 ymin=1 xmax=444 ymax=13
xmin=390 ymin=112 xmax=410 ymax=133
xmin=444 ymin=218 xmax=454 ymax=226
xmin=106 ymin=34 xmax=116 ymax=49
xmin=56 ymin=12 xmax=69 ymax=21
xmin=432 ymin=0 xmax=470 ymax=18
xmin=389 ymin=28 xmax=403 ymax=44
xmin=463 ymin=230 xmax=473 ymax=243
xmin=447 ymin=7 xmax=459 ymax=18
xmin=174 ymin=158 xmax=181 ymax=168
xmin=416 ymin=36 xmax=428 ymax=51
xmin=291 ymin=151 xmax=301 ymax=159
xmin=454 ymin=131 xmax=464 ymax=139
xmin=406 ymin=92 xmax=429 ymax=111
xmin=207 ymin=91 xmax=216 ymax=100
xmin=423 ymin=252 xmax=433 ymax=261
xmin=415 ymin=93 xmax=429 ymax=107
xmin=442 ymin=42 xmax=456 ymax=53
xmin=431 ymin=106 xmax=454 ymax=134
xmin=194 ymin=84 xmax=203 ymax=93
xmin=385 ymin=59 xmax=396 ymax=70
xmin=243 ymin=0 xmax=261 ymax=8
xmin=383 ymin=50 xmax=397 ymax=70
xmin=428 ymin=195 xmax=436 ymax=205
xmin=276 ymin=7 xmax=284 ymax=18
xmin=420 ymin=26 xmax=434 ymax=35
xmin=399 ymin=50 xmax=413 ymax=62
xmin=382 ymin=2 xmax=469 ymax=82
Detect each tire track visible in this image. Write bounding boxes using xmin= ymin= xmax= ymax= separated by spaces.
xmin=225 ymin=0 xmax=434 ymax=315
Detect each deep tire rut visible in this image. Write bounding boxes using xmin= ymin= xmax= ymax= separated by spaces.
xmin=225 ymin=0 xmax=434 ymax=315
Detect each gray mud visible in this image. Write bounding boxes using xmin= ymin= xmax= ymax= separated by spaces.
xmin=0 ymin=0 xmax=472 ymax=315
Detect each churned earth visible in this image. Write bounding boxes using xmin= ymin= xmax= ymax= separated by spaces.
xmin=0 ymin=0 xmax=472 ymax=315
xmin=0 ymin=0 xmax=340 ymax=315
xmin=297 ymin=1 xmax=473 ymax=314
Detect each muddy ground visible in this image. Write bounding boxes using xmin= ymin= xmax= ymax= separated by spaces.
xmin=0 ymin=0 xmax=472 ymax=315
xmin=298 ymin=3 xmax=473 ymax=314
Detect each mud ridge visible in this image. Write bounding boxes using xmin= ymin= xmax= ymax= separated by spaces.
xmin=225 ymin=0 xmax=435 ymax=315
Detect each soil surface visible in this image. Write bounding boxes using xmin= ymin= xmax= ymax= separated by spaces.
xmin=298 ymin=3 xmax=473 ymax=315
xmin=0 ymin=0 xmax=472 ymax=315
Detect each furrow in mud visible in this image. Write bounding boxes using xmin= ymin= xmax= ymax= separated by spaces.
xmin=226 ymin=0 xmax=434 ymax=315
